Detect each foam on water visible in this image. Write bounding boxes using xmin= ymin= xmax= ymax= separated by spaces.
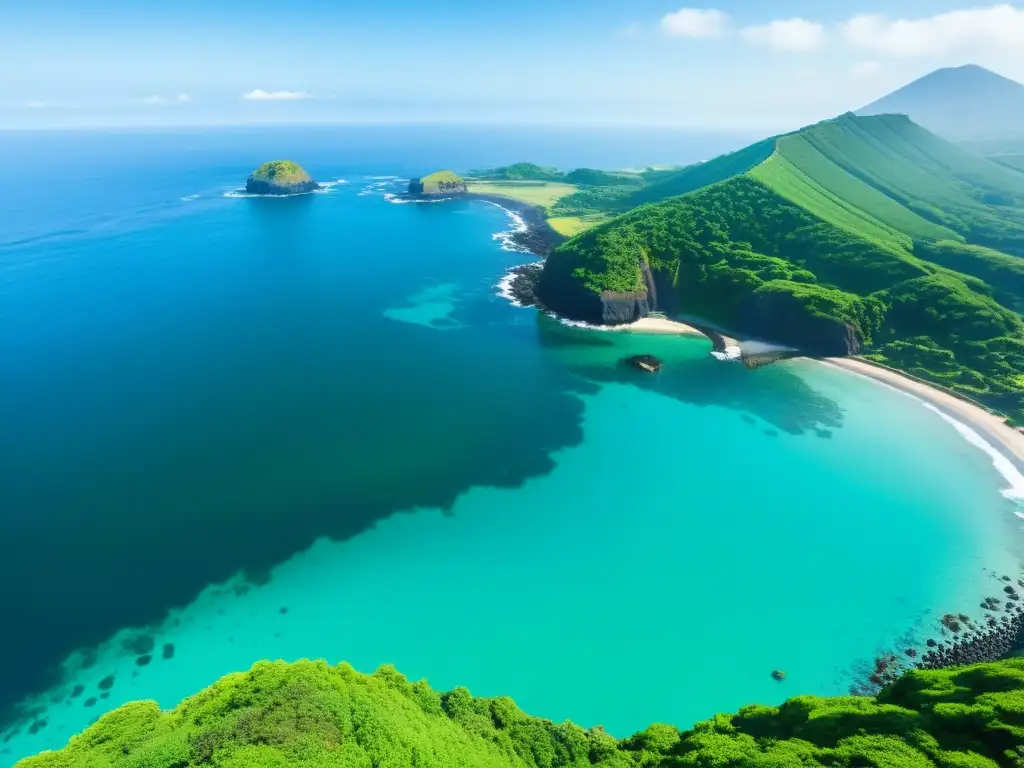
xmin=494 ymin=262 xmax=540 ymax=307
xmin=222 ymin=179 xmax=346 ymax=199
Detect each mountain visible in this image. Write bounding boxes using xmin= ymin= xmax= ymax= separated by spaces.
xmin=15 ymin=658 xmax=1024 ymax=767
xmin=537 ymin=113 xmax=1024 ymax=422
xmin=857 ymin=64 xmax=1024 ymax=141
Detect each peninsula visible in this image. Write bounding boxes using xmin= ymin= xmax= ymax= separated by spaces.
xmin=245 ymin=160 xmax=319 ymax=196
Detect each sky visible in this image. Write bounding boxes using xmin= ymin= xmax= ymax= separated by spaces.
xmin=3 ymin=0 xmax=1024 ymax=131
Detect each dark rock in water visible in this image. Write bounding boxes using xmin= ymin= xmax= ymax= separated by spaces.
xmin=27 ymin=720 xmax=46 ymax=735
xmin=771 ymin=669 xmax=786 ymax=682
xmin=502 ymin=263 xmax=543 ymax=308
xmin=100 ymin=692 xmax=110 ymax=700
xmin=98 ymin=675 xmax=115 ymax=691
xmin=905 ymin=648 xmax=918 ymax=657
xmin=83 ymin=697 xmax=97 ymax=708
xmin=162 ymin=643 xmax=175 ymax=660
xmin=941 ymin=614 xmax=962 ymax=633
xmin=926 ymin=639 xmax=937 ymax=647
xmin=136 ymin=654 xmax=152 ymax=667
xmin=69 ymin=684 xmax=84 ymax=699
xmin=245 ymin=160 xmax=319 ymax=196
xmin=279 ymin=606 xmax=289 ymax=614
xmin=121 ymin=633 xmax=155 ymax=656
xmin=626 ymin=355 xmax=662 ymax=373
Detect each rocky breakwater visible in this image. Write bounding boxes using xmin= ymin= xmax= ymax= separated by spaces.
xmin=245 ymin=160 xmax=320 ymax=195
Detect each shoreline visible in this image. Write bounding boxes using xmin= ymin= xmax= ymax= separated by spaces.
xmin=821 ymin=357 xmax=1024 ymax=475
xmin=464 ymin=192 xmax=567 ymax=257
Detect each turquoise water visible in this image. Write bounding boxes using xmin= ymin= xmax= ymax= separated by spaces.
xmin=1 ymin=128 xmax=1022 ymax=764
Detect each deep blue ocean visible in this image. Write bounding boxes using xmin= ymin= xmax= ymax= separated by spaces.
xmin=1 ymin=125 xmax=1022 ymax=765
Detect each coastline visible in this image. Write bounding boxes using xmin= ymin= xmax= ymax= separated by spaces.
xmin=821 ymin=357 xmax=1024 ymax=474
xmin=465 ymin=192 xmax=566 ymax=257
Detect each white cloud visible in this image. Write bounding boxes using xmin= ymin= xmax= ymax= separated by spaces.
xmin=176 ymin=93 xmax=192 ymax=103
xmin=741 ymin=17 xmax=825 ymax=51
xmin=849 ymin=61 xmax=883 ymax=78
xmin=25 ymin=100 xmax=48 ymax=109
xmin=141 ymin=94 xmax=165 ymax=105
xmin=242 ymin=89 xmax=314 ymax=101
xmin=661 ymin=8 xmax=729 ymax=38
xmin=841 ymin=4 xmax=1024 ymax=57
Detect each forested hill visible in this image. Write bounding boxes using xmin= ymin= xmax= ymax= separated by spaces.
xmin=536 ymin=113 xmax=1024 ymax=422
xmin=17 ymin=658 xmax=1024 ymax=767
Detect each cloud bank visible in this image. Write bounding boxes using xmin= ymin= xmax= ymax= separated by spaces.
xmin=242 ymin=89 xmax=313 ymax=101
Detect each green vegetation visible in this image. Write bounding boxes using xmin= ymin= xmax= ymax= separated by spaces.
xmin=411 ymin=170 xmax=467 ymax=195
xmin=548 ymin=215 xmax=611 ymax=237
xmin=18 ymin=658 xmax=1024 ymax=767
xmin=473 ymin=162 xmax=567 ymax=181
xmin=538 ymin=113 xmax=1024 ymax=421
xmin=249 ymin=161 xmax=312 ymax=184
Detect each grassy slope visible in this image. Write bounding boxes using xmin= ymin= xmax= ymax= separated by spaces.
xmin=250 ymin=161 xmax=312 ymax=184
xmin=540 ymin=113 xmax=1024 ymax=418
xmin=992 ymin=155 xmax=1024 ymax=174
xmin=18 ymin=658 xmax=1024 ymax=768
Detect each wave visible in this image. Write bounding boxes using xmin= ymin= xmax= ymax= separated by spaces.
xmin=479 ymin=201 xmax=530 ymax=252
xmin=495 ymin=262 xmax=542 ymax=307
xmin=920 ymin=403 xmax=1024 ymax=518
xmin=180 ymin=194 xmax=200 ymax=202
xmin=385 ymin=194 xmax=451 ymax=205
xmin=711 ymin=346 xmax=743 ymax=361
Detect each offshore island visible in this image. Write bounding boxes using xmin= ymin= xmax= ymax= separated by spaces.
xmin=245 ymin=160 xmax=320 ymax=196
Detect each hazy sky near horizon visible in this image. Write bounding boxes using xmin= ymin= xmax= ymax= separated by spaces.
xmin=4 ymin=0 xmax=1024 ymax=131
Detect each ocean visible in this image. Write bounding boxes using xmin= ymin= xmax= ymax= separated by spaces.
xmin=1 ymin=125 xmax=1022 ymax=765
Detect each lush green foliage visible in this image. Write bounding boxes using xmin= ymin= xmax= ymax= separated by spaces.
xmin=415 ymin=170 xmax=466 ymax=195
xmin=472 ymin=162 xmax=567 ymax=181
xmin=19 ymin=658 xmax=1024 ymax=767
xmin=250 ymin=161 xmax=312 ymax=184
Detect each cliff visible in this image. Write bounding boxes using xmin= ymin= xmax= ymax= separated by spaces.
xmin=245 ymin=160 xmax=319 ymax=195
xmin=408 ymin=170 xmax=467 ymax=197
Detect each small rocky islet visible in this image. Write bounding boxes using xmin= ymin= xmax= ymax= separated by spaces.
xmin=244 ymin=160 xmax=320 ymax=196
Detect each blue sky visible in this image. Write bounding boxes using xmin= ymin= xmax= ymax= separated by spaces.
xmin=3 ymin=0 xmax=1024 ymax=130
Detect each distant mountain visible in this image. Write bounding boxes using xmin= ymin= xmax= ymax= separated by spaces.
xmin=857 ymin=64 xmax=1024 ymax=141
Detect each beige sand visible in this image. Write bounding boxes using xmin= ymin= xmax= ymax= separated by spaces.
xmin=823 ymin=357 xmax=1024 ymax=465
xmin=608 ymin=317 xmax=706 ymax=336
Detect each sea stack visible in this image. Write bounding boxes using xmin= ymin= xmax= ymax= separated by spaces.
xmin=245 ymin=161 xmax=319 ymax=195
xmin=408 ymin=170 xmax=467 ymax=197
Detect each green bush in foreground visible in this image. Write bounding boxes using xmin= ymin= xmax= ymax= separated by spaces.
xmin=18 ymin=658 xmax=1024 ymax=767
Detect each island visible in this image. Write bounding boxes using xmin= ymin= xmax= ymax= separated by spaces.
xmin=407 ymin=170 xmax=467 ymax=197
xmin=15 ymin=657 xmax=1024 ymax=767
xmin=245 ymin=160 xmax=320 ymax=195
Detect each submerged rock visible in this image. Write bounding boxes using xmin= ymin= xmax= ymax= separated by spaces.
xmin=771 ymin=670 xmax=786 ymax=682
xmin=245 ymin=160 xmax=319 ymax=196
xmin=626 ymin=354 xmax=663 ymax=373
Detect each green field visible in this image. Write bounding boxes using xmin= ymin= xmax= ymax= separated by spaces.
xmin=547 ymin=214 xmax=610 ymax=237
xmin=18 ymin=658 xmax=1024 ymax=767
xmin=466 ymin=180 xmax=578 ymax=210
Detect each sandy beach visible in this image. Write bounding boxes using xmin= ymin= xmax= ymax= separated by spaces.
xmin=608 ymin=316 xmax=706 ymax=336
xmin=823 ymin=357 xmax=1024 ymax=469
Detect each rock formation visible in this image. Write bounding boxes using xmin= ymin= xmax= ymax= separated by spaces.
xmin=245 ymin=161 xmax=319 ymax=195
xmin=408 ymin=170 xmax=467 ymax=197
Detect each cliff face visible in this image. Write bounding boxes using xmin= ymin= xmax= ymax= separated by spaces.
xmin=245 ymin=177 xmax=320 ymax=195
xmin=740 ymin=289 xmax=862 ymax=355
xmin=536 ymin=262 xmax=650 ymax=324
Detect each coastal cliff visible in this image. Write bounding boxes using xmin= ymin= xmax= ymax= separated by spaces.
xmin=245 ymin=160 xmax=319 ymax=195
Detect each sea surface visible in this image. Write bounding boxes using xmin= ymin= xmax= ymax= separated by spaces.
xmin=1 ymin=126 xmax=1023 ymax=765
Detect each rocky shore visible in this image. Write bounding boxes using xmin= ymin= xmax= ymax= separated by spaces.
xmin=467 ymin=193 xmax=566 ymax=257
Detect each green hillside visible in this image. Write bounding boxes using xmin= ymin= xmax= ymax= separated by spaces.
xmin=537 ymin=113 xmax=1024 ymax=421
xmin=17 ymin=658 xmax=1024 ymax=767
